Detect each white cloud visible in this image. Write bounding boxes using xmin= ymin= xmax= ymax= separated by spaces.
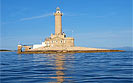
xmin=20 ymin=13 xmax=53 ymax=21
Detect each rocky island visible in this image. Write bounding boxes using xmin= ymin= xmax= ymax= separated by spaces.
xmin=18 ymin=7 xmax=124 ymax=54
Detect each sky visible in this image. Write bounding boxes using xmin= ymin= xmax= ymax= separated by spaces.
xmin=1 ymin=0 xmax=132 ymax=50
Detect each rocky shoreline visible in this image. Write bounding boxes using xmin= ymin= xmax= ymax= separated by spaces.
xmin=0 ymin=50 xmax=14 ymax=52
xmin=18 ymin=50 xmax=124 ymax=54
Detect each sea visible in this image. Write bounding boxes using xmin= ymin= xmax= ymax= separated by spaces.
xmin=0 ymin=51 xmax=133 ymax=83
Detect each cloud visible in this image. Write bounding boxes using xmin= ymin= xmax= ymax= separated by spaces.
xmin=20 ymin=13 xmax=53 ymax=21
xmin=2 ymin=13 xmax=53 ymax=24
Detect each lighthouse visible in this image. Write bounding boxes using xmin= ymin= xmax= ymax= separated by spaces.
xmin=54 ymin=7 xmax=63 ymax=35
xmin=42 ymin=7 xmax=74 ymax=47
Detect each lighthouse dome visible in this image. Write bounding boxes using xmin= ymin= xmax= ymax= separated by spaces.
xmin=56 ymin=7 xmax=60 ymax=11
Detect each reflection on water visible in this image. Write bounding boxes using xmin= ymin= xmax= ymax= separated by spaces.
xmin=1 ymin=52 xmax=133 ymax=83
xmin=32 ymin=53 xmax=74 ymax=83
xmin=48 ymin=54 xmax=71 ymax=83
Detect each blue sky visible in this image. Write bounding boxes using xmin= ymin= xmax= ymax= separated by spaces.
xmin=1 ymin=0 xmax=132 ymax=50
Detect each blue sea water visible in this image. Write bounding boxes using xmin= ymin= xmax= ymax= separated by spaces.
xmin=0 ymin=52 xmax=133 ymax=83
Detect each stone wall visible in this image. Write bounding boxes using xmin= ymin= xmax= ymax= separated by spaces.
xmin=23 ymin=46 xmax=32 ymax=51
xmin=44 ymin=36 xmax=74 ymax=47
xmin=17 ymin=45 xmax=22 ymax=53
